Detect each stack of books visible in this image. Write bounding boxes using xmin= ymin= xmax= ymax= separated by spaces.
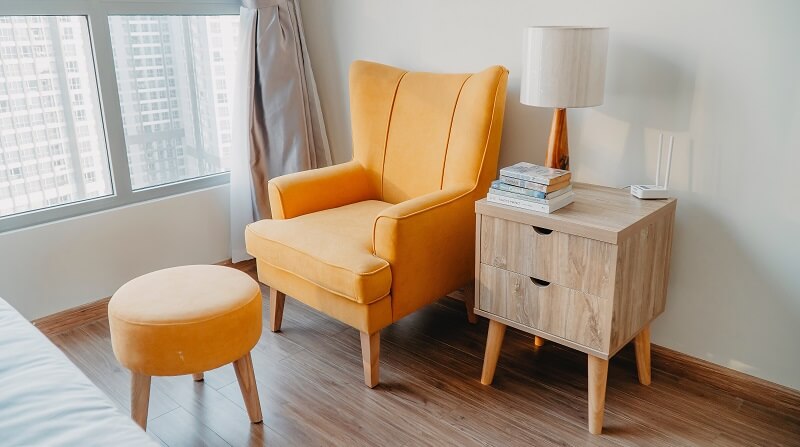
xmin=487 ymin=162 xmax=574 ymax=213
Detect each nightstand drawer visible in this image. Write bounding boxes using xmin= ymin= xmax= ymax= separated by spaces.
xmin=478 ymin=264 xmax=609 ymax=352
xmin=479 ymin=216 xmax=616 ymax=299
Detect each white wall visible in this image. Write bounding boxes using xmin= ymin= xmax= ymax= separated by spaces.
xmin=0 ymin=185 xmax=231 ymax=320
xmin=299 ymin=0 xmax=800 ymax=389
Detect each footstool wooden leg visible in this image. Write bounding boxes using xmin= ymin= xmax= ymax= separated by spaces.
xmin=269 ymin=288 xmax=286 ymax=333
xmin=131 ymin=372 xmax=151 ymax=430
xmin=360 ymin=330 xmax=380 ymax=388
xmin=588 ymin=355 xmax=609 ymax=435
xmin=233 ymin=352 xmax=262 ymax=423
xmin=192 ymin=373 xmax=204 ymax=382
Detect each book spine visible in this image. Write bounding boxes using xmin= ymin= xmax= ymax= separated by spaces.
xmin=487 ymin=193 xmax=549 ymax=213
xmin=489 ymin=187 xmax=549 ymax=204
xmin=498 ymin=176 xmax=548 ymax=192
xmin=499 ymin=168 xmax=550 ymax=184
xmin=545 ymin=184 xmax=572 ymax=199
xmin=490 ymin=180 xmax=546 ymax=198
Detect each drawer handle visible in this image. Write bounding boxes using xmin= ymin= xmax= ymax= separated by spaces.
xmin=530 ymin=277 xmax=551 ymax=288
xmin=532 ymin=226 xmax=553 ymax=235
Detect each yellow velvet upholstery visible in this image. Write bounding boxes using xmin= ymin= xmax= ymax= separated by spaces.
xmin=246 ymin=60 xmax=508 ymax=370
xmin=247 ymin=200 xmax=393 ymax=304
xmin=108 ymin=265 xmax=262 ymax=377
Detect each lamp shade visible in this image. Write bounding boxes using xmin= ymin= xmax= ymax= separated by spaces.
xmin=520 ymin=26 xmax=609 ymax=108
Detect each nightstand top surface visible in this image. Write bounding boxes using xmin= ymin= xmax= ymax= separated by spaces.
xmin=475 ymin=183 xmax=676 ymax=244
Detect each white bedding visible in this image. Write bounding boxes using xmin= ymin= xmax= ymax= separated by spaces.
xmin=0 ymin=298 xmax=158 ymax=446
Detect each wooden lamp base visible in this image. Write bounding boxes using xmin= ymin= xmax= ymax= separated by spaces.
xmin=545 ymin=108 xmax=569 ymax=170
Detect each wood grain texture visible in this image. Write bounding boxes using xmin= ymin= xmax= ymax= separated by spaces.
xmin=480 ymin=320 xmax=506 ymax=385
xmin=232 ymin=352 xmax=263 ymax=423
xmin=546 ymin=107 xmax=570 ymax=170
xmin=360 ymin=330 xmax=380 ymax=388
xmin=41 ymin=259 xmax=800 ymax=446
xmin=478 ymin=264 xmax=609 ymax=352
xmin=634 ymin=325 xmax=651 ymax=386
xmin=33 ymin=297 xmax=110 ymax=337
xmin=609 ymin=206 xmax=675 ymax=355
xmin=588 ymin=355 xmax=609 ymax=435
xmin=475 ymin=183 xmax=676 ymax=244
xmin=480 ymin=215 xmax=616 ymax=298
xmin=131 ymin=372 xmax=151 ymax=429
xmin=269 ymin=288 xmax=286 ymax=333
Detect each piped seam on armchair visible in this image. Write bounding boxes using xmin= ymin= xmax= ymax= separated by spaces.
xmin=245 ymin=225 xmax=391 ymax=302
xmin=370 ymin=66 xmax=508 ymax=228
xmin=438 ymin=74 xmax=473 ymax=189
xmin=255 ymin=257 xmax=391 ymax=305
xmin=379 ymin=71 xmax=409 ymax=199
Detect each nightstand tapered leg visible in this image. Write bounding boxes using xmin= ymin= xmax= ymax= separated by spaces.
xmin=634 ymin=324 xmax=651 ymax=385
xmin=588 ymin=355 xmax=609 ymax=435
xmin=480 ymin=320 xmax=506 ymax=385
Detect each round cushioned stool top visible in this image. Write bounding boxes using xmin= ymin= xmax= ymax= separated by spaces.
xmin=108 ymin=265 xmax=262 ymax=376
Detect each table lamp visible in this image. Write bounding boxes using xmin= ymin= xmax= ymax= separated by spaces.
xmin=521 ymin=26 xmax=609 ymax=170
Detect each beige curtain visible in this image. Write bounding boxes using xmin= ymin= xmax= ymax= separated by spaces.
xmin=230 ymin=0 xmax=332 ymax=262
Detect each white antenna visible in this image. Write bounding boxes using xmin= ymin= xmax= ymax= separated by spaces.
xmin=631 ymin=132 xmax=674 ymax=199
xmin=663 ymin=135 xmax=674 ymax=189
xmin=655 ymin=133 xmax=663 ymax=186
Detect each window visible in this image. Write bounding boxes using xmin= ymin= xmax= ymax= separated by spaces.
xmin=108 ymin=15 xmax=238 ymax=189
xmin=0 ymin=4 xmax=238 ymax=231
xmin=0 ymin=16 xmax=112 ymax=218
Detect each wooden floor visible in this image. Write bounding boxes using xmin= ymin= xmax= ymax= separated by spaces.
xmin=49 ymin=266 xmax=800 ymax=446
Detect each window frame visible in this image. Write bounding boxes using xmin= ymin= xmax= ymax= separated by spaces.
xmin=0 ymin=0 xmax=239 ymax=233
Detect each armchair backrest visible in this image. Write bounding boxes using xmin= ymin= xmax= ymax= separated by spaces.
xmin=349 ymin=61 xmax=509 ymax=204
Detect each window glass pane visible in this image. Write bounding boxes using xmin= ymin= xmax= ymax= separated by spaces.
xmin=0 ymin=16 xmax=112 ymax=218
xmin=108 ymin=15 xmax=238 ymax=190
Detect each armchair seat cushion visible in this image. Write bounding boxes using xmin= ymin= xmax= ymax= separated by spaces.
xmin=245 ymin=200 xmax=393 ymax=304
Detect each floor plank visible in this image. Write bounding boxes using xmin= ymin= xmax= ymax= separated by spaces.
xmin=48 ymin=268 xmax=800 ymax=447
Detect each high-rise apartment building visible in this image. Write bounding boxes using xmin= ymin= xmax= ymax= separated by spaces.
xmin=109 ymin=15 xmax=238 ymax=190
xmin=0 ymin=16 xmax=111 ymax=216
xmin=0 ymin=14 xmax=238 ymax=216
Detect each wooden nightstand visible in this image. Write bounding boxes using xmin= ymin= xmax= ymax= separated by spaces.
xmin=475 ymin=183 xmax=676 ymax=434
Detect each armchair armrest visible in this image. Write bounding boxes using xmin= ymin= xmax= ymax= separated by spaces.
xmin=372 ymin=188 xmax=476 ymax=319
xmin=268 ymin=161 xmax=376 ymax=219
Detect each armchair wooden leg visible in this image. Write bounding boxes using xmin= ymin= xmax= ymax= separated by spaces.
xmin=464 ymin=283 xmax=477 ymax=324
xmin=359 ymin=331 xmax=380 ymax=388
xmin=131 ymin=372 xmax=151 ymax=430
xmin=192 ymin=372 xmax=204 ymax=382
xmin=634 ymin=324 xmax=652 ymax=385
xmin=233 ymin=352 xmax=263 ymax=423
xmin=269 ymin=288 xmax=286 ymax=333
xmin=534 ymin=336 xmax=545 ymax=347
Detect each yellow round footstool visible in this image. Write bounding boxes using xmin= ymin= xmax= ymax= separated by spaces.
xmin=108 ymin=265 xmax=263 ymax=429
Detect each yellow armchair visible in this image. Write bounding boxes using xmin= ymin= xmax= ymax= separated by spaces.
xmin=246 ymin=60 xmax=508 ymax=387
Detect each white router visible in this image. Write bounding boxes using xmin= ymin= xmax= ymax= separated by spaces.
xmin=631 ymin=133 xmax=674 ymax=200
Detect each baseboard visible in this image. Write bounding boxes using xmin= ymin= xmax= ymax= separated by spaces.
xmin=33 ymin=297 xmax=111 ymax=337
xmin=641 ymin=344 xmax=800 ymax=415
xmin=33 ymin=259 xmax=251 ymax=337
xmin=32 ymin=269 xmax=799 ymax=415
